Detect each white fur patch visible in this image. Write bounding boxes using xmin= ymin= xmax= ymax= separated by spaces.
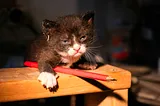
xmin=73 ymin=43 xmax=80 ymax=51
xmin=38 ymin=72 xmax=58 ymax=88
xmin=68 ymin=44 xmax=86 ymax=56
xmin=68 ymin=48 xmax=77 ymax=56
xmin=79 ymin=44 xmax=86 ymax=53
xmin=60 ymin=44 xmax=87 ymax=65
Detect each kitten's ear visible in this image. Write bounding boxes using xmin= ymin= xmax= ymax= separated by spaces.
xmin=42 ymin=19 xmax=59 ymax=29
xmin=82 ymin=11 xmax=95 ymax=25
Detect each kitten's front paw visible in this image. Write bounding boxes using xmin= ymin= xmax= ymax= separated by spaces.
xmin=38 ymin=72 xmax=58 ymax=91
xmin=78 ymin=63 xmax=98 ymax=70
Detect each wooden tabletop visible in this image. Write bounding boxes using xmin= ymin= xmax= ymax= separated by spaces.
xmin=0 ymin=65 xmax=131 ymax=102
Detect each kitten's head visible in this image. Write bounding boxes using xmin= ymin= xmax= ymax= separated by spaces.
xmin=42 ymin=11 xmax=95 ymax=57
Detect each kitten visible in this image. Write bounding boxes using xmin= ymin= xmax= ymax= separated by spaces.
xmin=26 ymin=11 xmax=103 ymax=91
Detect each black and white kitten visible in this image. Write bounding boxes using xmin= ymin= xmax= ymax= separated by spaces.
xmin=27 ymin=11 xmax=103 ymax=91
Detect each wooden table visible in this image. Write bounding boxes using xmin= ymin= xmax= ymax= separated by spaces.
xmin=0 ymin=65 xmax=131 ymax=106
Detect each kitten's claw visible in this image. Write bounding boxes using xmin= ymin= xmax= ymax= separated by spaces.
xmin=38 ymin=72 xmax=58 ymax=90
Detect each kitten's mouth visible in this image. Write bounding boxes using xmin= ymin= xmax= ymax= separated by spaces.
xmin=69 ymin=49 xmax=82 ymax=57
xmin=73 ymin=51 xmax=83 ymax=57
xmin=67 ymin=44 xmax=86 ymax=57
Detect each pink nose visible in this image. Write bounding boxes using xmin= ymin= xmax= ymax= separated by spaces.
xmin=73 ymin=44 xmax=80 ymax=51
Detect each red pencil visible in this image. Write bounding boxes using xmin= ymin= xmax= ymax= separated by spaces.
xmin=24 ymin=61 xmax=116 ymax=81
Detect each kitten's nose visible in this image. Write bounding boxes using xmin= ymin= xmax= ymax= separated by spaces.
xmin=73 ymin=44 xmax=80 ymax=51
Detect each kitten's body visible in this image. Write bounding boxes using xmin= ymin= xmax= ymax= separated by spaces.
xmin=27 ymin=11 xmax=102 ymax=91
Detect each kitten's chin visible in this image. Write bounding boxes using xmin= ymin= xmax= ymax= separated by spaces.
xmin=73 ymin=52 xmax=82 ymax=57
xmin=68 ymin=50 xmax=84 ymax=57
xmin=57 ymin=50 xmax=83 ymax=57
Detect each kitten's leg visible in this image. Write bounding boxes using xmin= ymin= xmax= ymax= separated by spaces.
xmin=73 ymin=56 xmax=98 ymax=70
xmin=37 ymin=61 xmax=58 ymax=91
xmin=78 ymin=62 xmax=98 ymax=70
xmin=75 ymin=55 xmax=104 ymax=70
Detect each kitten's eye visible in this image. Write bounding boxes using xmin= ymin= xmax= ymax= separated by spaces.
xmin=62 ymin=40 xmax=70 ymax=45
xmin=80 ymin=35 xmax=87 ymax=42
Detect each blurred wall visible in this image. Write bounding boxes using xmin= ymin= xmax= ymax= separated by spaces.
xmin=17 ymin=0 xmax=95 ymax=32
xmin=17 ymin=0 xmax=77 ymax=32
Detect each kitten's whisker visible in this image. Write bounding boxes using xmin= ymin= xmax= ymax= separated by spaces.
xmin=85 ymin=52 xmax=94 ymax=64
xmin=91 ymin=38 xmax=98 ymax=44
xmin=88 ymin=45 xmax=103 ymax=49
xmin=84 ymin=54 xmax=91 ymax=64
xmin=87 ymin=48 xmax=100 ymax=54
xmin=91 ymin=35 xmax=100 ymax=44
xmin=84 ymin=52 xmax=90 ymax=61
xmin=85 ymin=51 xmax=96 ymax=64
xmin=87 ymin=52 xmax=93 ymax=63
xmin=87 ymin=51 xmax=97 ymax=57
xmin=86 ymin=48 xmax=103 ymax=64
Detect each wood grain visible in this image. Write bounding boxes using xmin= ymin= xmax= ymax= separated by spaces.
xmin=0 ymin=65 xmax=131 ymax=102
